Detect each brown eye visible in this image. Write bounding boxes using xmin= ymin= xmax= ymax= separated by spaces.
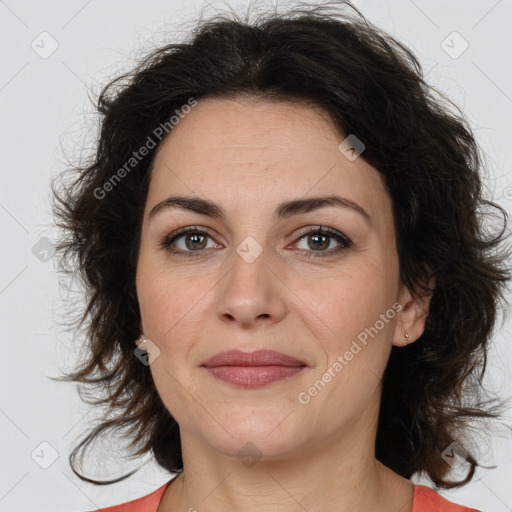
xmin=160 ymin=226 xmax=220 ymax=258
xmin=293 ymin=226 xmax=352 ymax=257
xmin=306 ymin=232 xmax=330 ymax=250
xmin=183 ymin=232 xmax=208 ymax=250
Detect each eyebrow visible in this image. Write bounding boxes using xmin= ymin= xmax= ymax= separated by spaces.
xmin=148 ymin=194 xmax=371 ymax=223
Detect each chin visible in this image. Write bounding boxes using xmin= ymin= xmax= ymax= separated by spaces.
xmin=200 ymin=417 xmax=305 ymax=460
xmin=210 ymin=435 xmax=299 ymax=464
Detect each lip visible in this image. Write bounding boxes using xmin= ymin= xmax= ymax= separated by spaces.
xmin=201 ymin=349 xmax=307 ymax=389
xmin=201 ymin=349 xmax=306 ymax=368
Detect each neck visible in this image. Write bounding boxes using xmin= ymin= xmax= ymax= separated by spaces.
xmin=158 ymin=423 xmax=414 ymax=512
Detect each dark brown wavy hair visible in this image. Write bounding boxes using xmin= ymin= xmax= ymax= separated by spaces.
xmin=50 ymin=0 xmax=512 ymax=489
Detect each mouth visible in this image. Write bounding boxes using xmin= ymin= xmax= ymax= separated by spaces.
xmin=201 ymin=349 xmax=307 ymax=388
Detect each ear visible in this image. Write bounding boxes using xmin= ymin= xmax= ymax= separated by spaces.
xmin=135 ymin=333 xmax=147 ymax=349
xmin=393 ymin=275 xmax=435 ymax=347
xmin=135 ymin=321 xmax=146 ymax=348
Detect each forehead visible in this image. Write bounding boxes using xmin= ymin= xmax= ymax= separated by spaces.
xmin=153 ymin=97 xmax=342 ymax=165
xmin=147 ymin=97 xmax=391 ymax=224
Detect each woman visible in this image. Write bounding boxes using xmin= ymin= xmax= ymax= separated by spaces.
xmin=51 ymin=2 xmax=511 ymax=511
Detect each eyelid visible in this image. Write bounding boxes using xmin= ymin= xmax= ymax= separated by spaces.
xmin=292 ymin=225 xmax=351 ymax=245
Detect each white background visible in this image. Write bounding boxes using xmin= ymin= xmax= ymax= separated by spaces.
xmin=1 ymin=0 xmax=512 ymax=511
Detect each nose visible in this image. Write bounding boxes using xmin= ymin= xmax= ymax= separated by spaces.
xmin=215 ymin=245 xmax=288 ymax=329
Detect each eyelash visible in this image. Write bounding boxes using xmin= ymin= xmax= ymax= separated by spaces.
xmin=159 ymin=225 xmax=353 ymax=259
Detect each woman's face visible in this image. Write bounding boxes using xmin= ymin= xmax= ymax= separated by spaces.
xmin=136 ymin=97 xmax=427 ymax=462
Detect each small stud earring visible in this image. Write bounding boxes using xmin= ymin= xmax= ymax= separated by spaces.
xmin=136 ymin=333 xmax=147 ymax=347
xmin=404 ymin=332 xmax=409 ymax=346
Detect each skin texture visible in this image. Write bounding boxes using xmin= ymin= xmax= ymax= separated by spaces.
xmin=135 ymin=97 xmax=432 ymax=512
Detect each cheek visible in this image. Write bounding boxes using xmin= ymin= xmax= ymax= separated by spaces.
xmin=137 ymin=257 xmax=206 ymax=340
xmin=137 ymin=270 xmax=208 ymax=420
xmin=305 ymin=277 xmax=397 ymax=418
xmin=304 ymin=262 xmax=398 ymax=362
